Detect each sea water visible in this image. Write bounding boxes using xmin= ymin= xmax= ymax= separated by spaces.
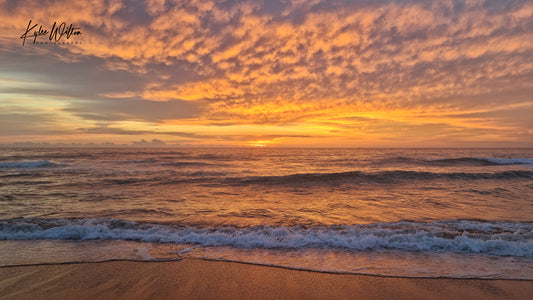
xmin=1 ymin=148 xmax=532 ymax=279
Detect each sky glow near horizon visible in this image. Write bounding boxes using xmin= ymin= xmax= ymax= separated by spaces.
xmin=1 ymin=0 xmax=532 ymax=147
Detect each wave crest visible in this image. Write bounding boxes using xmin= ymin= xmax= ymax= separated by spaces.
xmin=378 ymin=157 xmax=533 ymax=166
xmin=1 ymin=218 xmax=531 ymax=258
xmin=0 ymin=160 xmax=61 ymax=168
xmin=431 ymin=157 xmax=533 ymax=166
xmin=230 ymin=170 xmax=533 ymax=186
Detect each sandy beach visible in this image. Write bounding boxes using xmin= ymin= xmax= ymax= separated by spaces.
xmin=1 ymin=259 xmax=531 ymax=300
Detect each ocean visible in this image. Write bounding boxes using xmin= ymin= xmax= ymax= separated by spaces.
xmin=1 ymin=148 xmax=532 ymax=279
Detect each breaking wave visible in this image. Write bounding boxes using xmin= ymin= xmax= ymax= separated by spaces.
xmin=0 ymin=160 xmax=61 ymax=168
xmin=1 ymin=218 xmax=531 ymax=258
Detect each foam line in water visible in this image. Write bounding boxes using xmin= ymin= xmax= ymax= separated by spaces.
xmin=1 ymin=218 xmax=531 ymax=258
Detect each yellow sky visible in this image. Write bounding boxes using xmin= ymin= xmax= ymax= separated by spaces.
xmin=1 ymin=0 xmax=532 ymax=147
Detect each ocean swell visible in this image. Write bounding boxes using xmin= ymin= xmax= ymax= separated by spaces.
xmin=229 ymin=170 xmax=533 ymax=186
xmin=378 ymin=157 xmax=533 ymax=166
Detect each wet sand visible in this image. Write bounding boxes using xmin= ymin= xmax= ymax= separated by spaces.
xmin=0 ymin=259 xmax=532 ymax=299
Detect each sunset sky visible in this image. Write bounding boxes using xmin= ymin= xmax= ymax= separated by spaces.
xmin=1 ymin=0 xmax=532 ymax=147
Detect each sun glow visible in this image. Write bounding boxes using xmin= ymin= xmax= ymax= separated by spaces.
xmin=247 ymin=140 xmax=276 ymax=147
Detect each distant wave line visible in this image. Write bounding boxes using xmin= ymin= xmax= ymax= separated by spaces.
xmin=377 ymin=157 xmax=533 ymax=166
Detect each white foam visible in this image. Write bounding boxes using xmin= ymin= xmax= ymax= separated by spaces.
xmin=1 ymin=219 xmax=532 ymax=258
xmin=0 ymin=160 xmax=60 ymax=168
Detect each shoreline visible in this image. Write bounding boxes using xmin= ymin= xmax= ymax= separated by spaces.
xmin=1 ymin=259 xmax=532 ymax=299
xmin=1 ymin=257 xmax=532 ymax=281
